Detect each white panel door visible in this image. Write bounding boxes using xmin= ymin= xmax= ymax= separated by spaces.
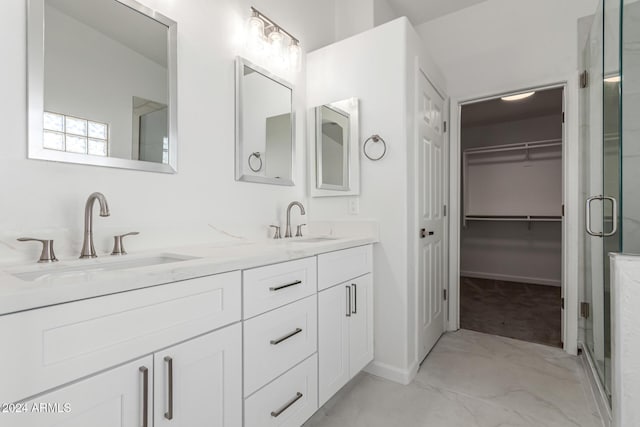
xmin=318 ymin=283 xmax=350 ymax=407
xmin=417 ymin=70 xmax=446 ymax=363
xmin=154 ymin=324 xmax=242 ymax=427
xmin=14 ymin=356 xmax=153 ymax=427
xmin=348 ymin=273 xmax=374 ymax=376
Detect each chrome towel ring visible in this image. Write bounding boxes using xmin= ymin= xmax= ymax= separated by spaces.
xmin=248 ymin=152 xmax=263 ymax=172
xmin=363 ymin=134 xmax=387 ymax=161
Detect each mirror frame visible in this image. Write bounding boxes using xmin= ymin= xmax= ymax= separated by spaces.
xmin=310 ymin=98 xmax=360 ymax=197
xmin=27 ymin=0 xmax=179 ymax=173
xmin=235 ymin=56 xmax=296 ymax=186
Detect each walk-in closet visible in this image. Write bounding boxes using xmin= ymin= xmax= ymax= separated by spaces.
xmin=459 ymin=87 xmax=564 ymax=347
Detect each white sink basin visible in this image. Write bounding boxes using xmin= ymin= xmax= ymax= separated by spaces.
xmin=9 ymin=253 xmax=199 ymax=282
xmin=289 ymin=236 xmax=339 ymax=243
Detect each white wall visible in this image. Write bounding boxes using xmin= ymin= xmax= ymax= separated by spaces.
xmin=334 ymin=0 xmax=399 ymax=41
xmin=417 ymin=0 xmax=599 ymax=354
xmin=307 ymin=18 xmax=447 ymax=383
xmin=0 ymin=0 xmax=336 ymax=264
xmin=461 ymin=115 xmax=563 ymax=286
xmin=44 ymin=4 xmax=168 ymax=160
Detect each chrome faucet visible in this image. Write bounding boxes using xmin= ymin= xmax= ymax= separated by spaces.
xmin=285 ymin=201 xmax=306 ymax=238
xmin=80 ymin=192 xmax=110 ymax=259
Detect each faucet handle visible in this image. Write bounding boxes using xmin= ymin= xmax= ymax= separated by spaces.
xmin=17 ymin=238 xmax=59 ymax=263
xmin=270 ymin=225 xmax=282 ymax=240
xmin=111 ymin=232 xmax=139 ymax=256
xmin=295 ymin=224 xmax=307 ymax=237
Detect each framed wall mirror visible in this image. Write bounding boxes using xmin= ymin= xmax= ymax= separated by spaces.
xmin=27 ymin=0 xmax=178 ymax=173
xmin=235 ymin=57 xmax=295 ymax=186
xmin=311 ymin=98 xmax=360 ymax=197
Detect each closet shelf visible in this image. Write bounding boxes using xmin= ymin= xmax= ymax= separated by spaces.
xmin=464 ymin=215 xmax=562 ymax=223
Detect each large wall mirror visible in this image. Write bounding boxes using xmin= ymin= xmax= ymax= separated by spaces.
xmin=235 ymin=57 xmax=295 ymax=186
xmin=311 ymin=98 xmax=360 ymax=197
xmin=27 ymin=0 xmax=178 ymax=173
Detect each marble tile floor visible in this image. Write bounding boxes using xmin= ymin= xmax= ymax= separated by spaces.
xmin=304 ymin=329 xmax=603 ymax=427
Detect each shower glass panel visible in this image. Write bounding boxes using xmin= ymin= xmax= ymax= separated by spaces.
xmin=622 ymin=1 xmax=640 ymax=254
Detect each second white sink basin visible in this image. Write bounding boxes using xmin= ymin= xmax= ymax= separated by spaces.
xmin=289 ymin=236 xmax=339 ymax=243
xmin=10 ymin=253 xmax=199 ymax=282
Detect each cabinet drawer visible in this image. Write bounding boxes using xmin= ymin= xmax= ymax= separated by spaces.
xmin=318 ymin=245 xmax=372 ymax=291
xmin=244 ymin=295 xmax=317 ymax=396
xmin=243 ymin=257 xmax=316 ymax=319
xmin=0 ymin=271 xmax=241 ymax=402
xmin=244 ymin=354 xmax=318 ymax=427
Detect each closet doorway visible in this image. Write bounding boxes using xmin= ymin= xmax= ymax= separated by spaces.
xmin=458 ymin=86 xmax=565 ymax=348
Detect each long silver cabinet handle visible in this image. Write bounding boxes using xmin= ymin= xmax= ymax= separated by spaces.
xmin=164 ymin=356 xmax=174 ymax=420
xmin=270 ymin=392 xmax=303 ymax=418
xmin=346 ymin=286 xmax=351 ymax=317
xmin=604 ymin=196 xmax=618 ymax=237
xmin=586 ymin=195 xmax=603 ymax=237
xmin=351 ymin=284 xmax=357 ymax=314
xmin=270 ymin=280 xmax=302 ymax=291
xmin=270 ymin=328 xmax=303 ymax=345
xmin=139 ymin=366 xmax=149 ymax=427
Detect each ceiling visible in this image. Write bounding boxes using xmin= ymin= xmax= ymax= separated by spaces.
xmin=386 ymin=0 xmax=491 ymax=25
xmin=461 ymin=88 xmax=564 ymax=128
xmin=47 ymin=0 xmax=168 ymax=67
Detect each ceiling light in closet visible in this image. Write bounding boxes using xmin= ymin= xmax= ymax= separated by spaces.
xmin=604 ymin=75 xmax=621 ymax=83
xmin=501 ymin=92 xmax=536 ymax=101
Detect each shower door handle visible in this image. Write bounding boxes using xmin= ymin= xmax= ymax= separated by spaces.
xmin=603 ymin=196 xmax=618 ymax=237
xmin=586 ymin=195 xmax=604 ymax=237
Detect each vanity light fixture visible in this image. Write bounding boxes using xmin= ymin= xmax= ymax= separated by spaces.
xmin=501 ymin=91 xmax=536 ymax=101
xmin=604 ymin=75 xmax=621 ymax=83
xmin=247 ymin=7 xmax=302 ymax=72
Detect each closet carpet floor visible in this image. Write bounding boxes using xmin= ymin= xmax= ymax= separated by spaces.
xmin=460 ymin=276 xmax=562 ymax=348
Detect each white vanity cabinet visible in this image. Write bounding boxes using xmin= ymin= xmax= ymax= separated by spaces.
xmin=153 ymin=324 xmax=242 ymax=427
xmin=15 ymin=355 xmax=153 ymax=427
xmin=317 ymin=246 xmax=374 ymax=407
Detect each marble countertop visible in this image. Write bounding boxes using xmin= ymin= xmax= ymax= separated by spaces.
xmin=0 ymin=235 xmax=377 ymax=316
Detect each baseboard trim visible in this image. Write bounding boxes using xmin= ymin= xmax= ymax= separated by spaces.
xmin=580 ymin=343 xmax=612 ymax=427
xmin=364 ymin=360 xmax=419 ymax=385
xmin=461 ymin=270 xmax=561 ymax=287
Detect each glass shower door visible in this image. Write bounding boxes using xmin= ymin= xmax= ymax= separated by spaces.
xmin=581 ymin=0 xmax=622 ymax=402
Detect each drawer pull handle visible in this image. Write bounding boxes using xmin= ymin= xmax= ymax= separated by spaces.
xmin=351 ymin=283 xmax=357 ymax=314
xmin=270 ymin=280 xmax=302 ymax=292
xmin=270 ymin=392 xmax=303 ymax=418
xmin=270 ymin=328 xmax=303 ymax=345
xmin=164 ymin=356 xmax=174 ymax=420
xmin=139 ymin=366 xmax=149 ymax=427
xmin=346 ymin=286 xmax=351 ymax=317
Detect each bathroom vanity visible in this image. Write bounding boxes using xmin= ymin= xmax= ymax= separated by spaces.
xmin=0 ymin=238 xmax=375 ymax=427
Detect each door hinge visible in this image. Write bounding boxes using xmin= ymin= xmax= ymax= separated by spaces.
xmin=443 ymin=121 xmax=447 ymax=133
xmin=562 ymin=204 xmax=565 ymax=217
xmin=580 ymin=302 xmax=590 ymax=319
xmin=580 ymin=70 xmax=589 ymax=89
xmin=562 ymin=112 xmax=565 ymax=123
xmin=561 ymin=297 xmax=565 ymax=310
xmin=443 ymin=205 xmax=447 ymax=217
xmin=443 ymin=289 xmax=447 ymax=301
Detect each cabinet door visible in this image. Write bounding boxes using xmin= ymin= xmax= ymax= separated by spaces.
xmin=154 ymin=323 xmax=242 ymax=427
xmin=348 ymin=273 xmax=374 ymax=377
xmin=12 ymin=356 xmax=153 ymax=427
xmin=318 ymin=283 xmax=351 ymax=407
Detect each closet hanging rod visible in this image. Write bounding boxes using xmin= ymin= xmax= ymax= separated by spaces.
xmin=464 ymin=139 xmax=562 ymax=155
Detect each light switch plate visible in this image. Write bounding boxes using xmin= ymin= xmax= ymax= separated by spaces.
xmin=348 ymin=198 xmax=360 ymax=215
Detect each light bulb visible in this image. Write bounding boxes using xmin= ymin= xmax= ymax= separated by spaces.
xmin=268 ymin=28 xmax=286 ymax=67
xmin=289 ymin=40 xmax=302 ymax=72
xmin=247 ymin=13 xmax=265 ymax=52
